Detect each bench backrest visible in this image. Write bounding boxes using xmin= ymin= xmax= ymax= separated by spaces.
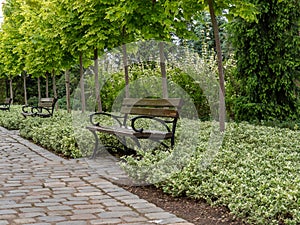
xmin=38 ymin=98 xmax=57 ymax=111
xmin=120 ymin=98 xmax=183 ymax=118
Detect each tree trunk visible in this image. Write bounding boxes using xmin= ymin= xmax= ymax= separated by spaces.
xmin=52 ymin=69 xmax=58 ymax=110
xmin=5 ymin=78 xmax=9 ymax=98
xmin=80 ymin=53 xmax=86 ymax=113
xmin=45 ymin=72 xmax=49 ymax=98
xmin=52 ymin=69 xmax=57 ymax=98
xmin=65 ymin=69 xmax=71 ymax=113
xmin=159 ymin=42 xmax=168 ymax=98
xmin=9 ymin=78 xmax=13 ymax=103
xmin=122 ymin=44 xmax=129 ymax=98
xmin=208 ymin=0 xmax=226 ymax=132
xmin=37 ymin=77 xmax=41 ymax=101
xmin=94 ymin=48 xmax=102 ymax=112
xmin=23 ymin=73 xmax=27 ymax=105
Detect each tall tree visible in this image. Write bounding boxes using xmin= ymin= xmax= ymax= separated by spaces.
xmin=52 ymin=0 xmax=110 ymax=113
xmin=229 ymin=0 xmax=300 ymax=121
xmin=41 ymin=0 xmax=84 ymax=112
xmin=0 ymin=0 xmax=27 ymax=102
xmin=65 ymin=69 xmax=71 ymax=113
xmin=2 ymin=0 xmax=64 ymax=104
xmin=208 ymin=0 xmax=225 ymax=131
xmin=69 ymin=0 xmax=117 ymax=112
xmin=23 ymin=72 xmax=27 ymax=105
xmin=37 ymin=77 xmax=41 ymax=100
xmin=106 ymin=0 xmax=196 ymax=98
xmin=165 ymin=0 xmax=257 ymax=131
xmin=52 ymin=69 xmax=58 ymax=109
xmin=93 ymin=49 xmax=102 ymax=111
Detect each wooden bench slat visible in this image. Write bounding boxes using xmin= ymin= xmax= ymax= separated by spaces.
xmin=38 ymin=103 xmax=54 ymax=108
xmin=40 ymin=98 xmax=54 ymax=102
xmin=122 ymin=98 xmax=183 ymax=108
xmin=86 ymin=125 xmax=173 ymax=139
xmin=38 ymin=98 xmax=55 ymax=107
xmin=120 ymin=107 xmax=179 ymax=118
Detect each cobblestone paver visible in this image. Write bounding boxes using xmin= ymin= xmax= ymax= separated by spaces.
xmin=0 ymin=127 xmax=193 ymax=225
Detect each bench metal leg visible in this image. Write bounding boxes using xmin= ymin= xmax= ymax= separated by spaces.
xmin=90 ymin=130 xmax=99 ymax=159
xmin=131 ymin=137 xmax=141 ymax=149
xmin=120 ymin=136 xmax=141 ymax=150
xmin=170 ymin=136 xmax=175 ymax=148
xmin=146 ymin=138 xmax=169 ymax=149
xmin=116 ymin=136 xmax=140 ymax=155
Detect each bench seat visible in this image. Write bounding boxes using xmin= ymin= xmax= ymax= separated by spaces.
xmin=86 ymin=125 xmax=173 ymax=139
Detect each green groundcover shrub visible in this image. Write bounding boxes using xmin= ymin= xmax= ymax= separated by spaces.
xmin=18 ymin=111 xmax=93 ymax=158
xmin=0 ymin=107 xmax=92 ymax=158
xmin=122 ymin=121 xmax=300 ymax=225
xmin=0 ymin=105 xmax=23 ymax=130
xmin=1 ymin=107 xmax=300 ymax=224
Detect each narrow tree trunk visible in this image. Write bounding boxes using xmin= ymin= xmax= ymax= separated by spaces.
xmin=52 ymin=69 xmax=57 ymax=99
xmin=79 ymin=53 xmax=86 ymax=113
xmin=94 ymin=48 xmax=102 ymax=112
xmin=45 ymin=72 xmax=49 ymax=98
xmin=9 ymin=78 xmax=13 ymax=103
xmin=52 ymin=69 xmax=58 ymax=110
xmin=37 ymin=77 xmax=41 ymax=101
xmin=23 ymin=73 xmax=27 ymax=105
xmin=65 ymin=70 xmax=71 ymax=113
xmin=159 ymin=42 xmax=168 ymax=98
xmin=5 ymin=78 xmax=9 ymax=98
xmin=122 ymin=44 xmax=129 ymax=98
xmin=208 ymin=0 xmax=226 ymax=132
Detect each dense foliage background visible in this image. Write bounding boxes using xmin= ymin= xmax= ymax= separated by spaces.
xmin=229 ymin=0 xmax=300 ymax=122
xmin=0 ymin=0 xmax=298 ymax=122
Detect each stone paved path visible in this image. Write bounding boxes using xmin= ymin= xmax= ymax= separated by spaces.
xmin=0 ymin=127 xmax=193 ymax=225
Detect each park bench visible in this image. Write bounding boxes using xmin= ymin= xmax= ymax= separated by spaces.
xmin=21 ymin=97 xmax=58 ymax=118
xmin=0 ymin=98 xmax=12 ymax=111
xmin=86 ymin=98 xmax=183 ymax=158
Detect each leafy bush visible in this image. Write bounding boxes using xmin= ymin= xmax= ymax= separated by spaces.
xmin=0 ymin=106 xmax=129 ymax=158
xmin=11 ymin=110 xmax=92 ymax=158
xmin=0 ymin=105 xmax=24 ymax=130
xmin=94 ymin=65 xmax=213 ymax=120
xmin=122 ymin=121 xmax=300 ymax=225
xmin=19 ymin=113 xmax=73 ymax=158
xmin=229 ymin=0 xmax=300 ymax=121
xmin=27 ymin=96 xmax=39 ymax=106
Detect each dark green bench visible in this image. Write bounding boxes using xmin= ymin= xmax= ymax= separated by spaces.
xmin=86 ymin=98 xmax=183 ymax=158
xmin=21 ymin=98 xmax=58 ymax=118
xmin=0 ymin=98 xmax=12 ymax=111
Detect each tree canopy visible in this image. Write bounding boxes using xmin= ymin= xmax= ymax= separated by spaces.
xmin=1 ymin=0 xmax=298 ymax=124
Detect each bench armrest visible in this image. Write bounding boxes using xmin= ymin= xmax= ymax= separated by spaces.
xmin=89 ymin=112 xmax=124 ymax=127
xmin=22 ymin=105 xmax=31 ymax=113
xmin=32 ymin=106 xmax=51 ymax=115
xmin=130 ymin=116 xmax=172 ymax=133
